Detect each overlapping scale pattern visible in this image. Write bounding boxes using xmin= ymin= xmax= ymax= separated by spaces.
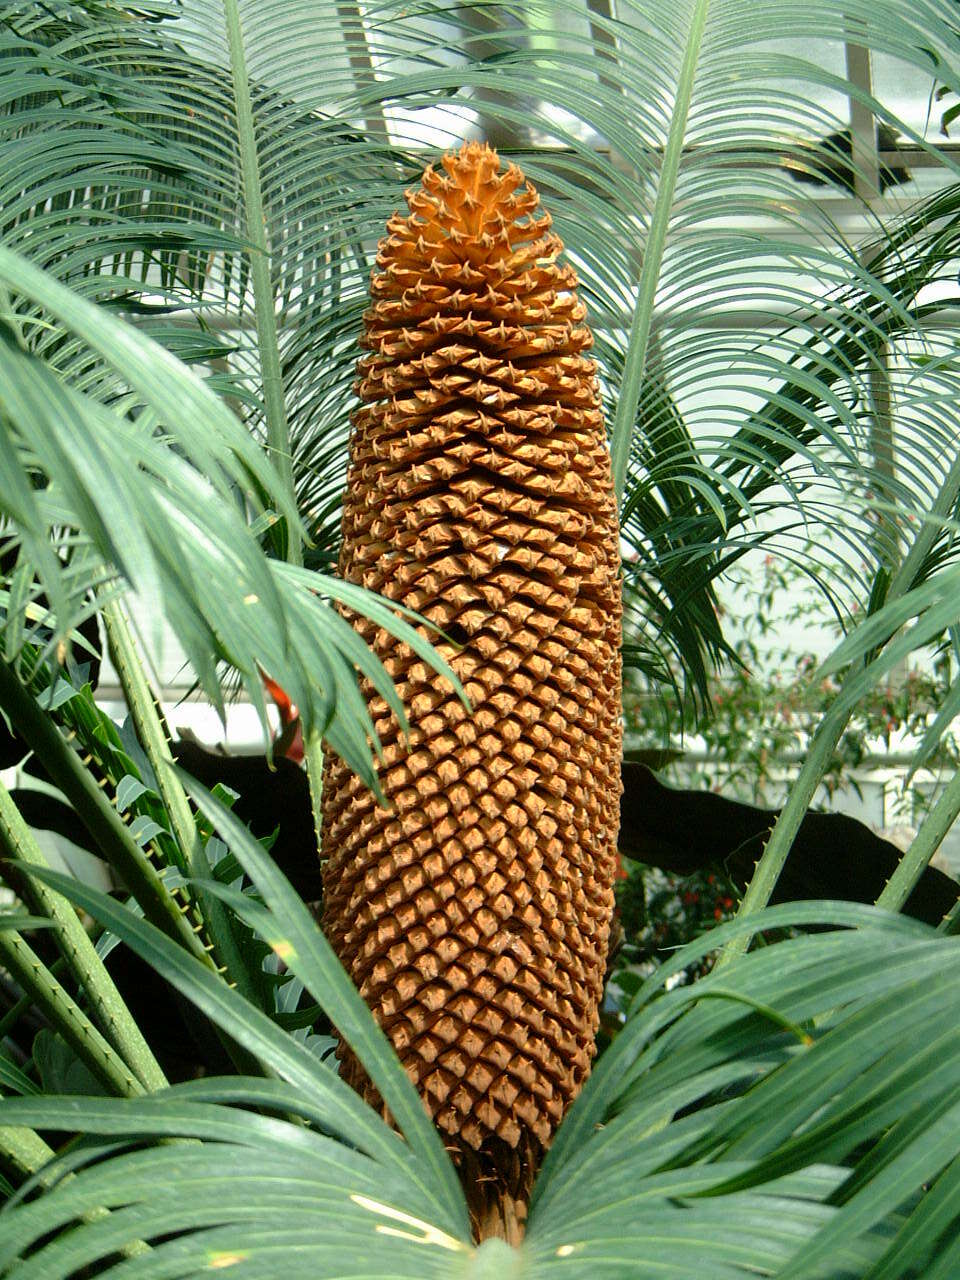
xmin=322 ymin=141 xmax=622 ymax=1154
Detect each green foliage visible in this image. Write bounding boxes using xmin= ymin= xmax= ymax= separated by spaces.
xmin=625 ymin=554 xmax=960 ymax=815
xmin=6 ymin=825 xmax=960 ymax=1278
xmin=0 ymin=0 xmax=960 ymax=1274
xmin=4 ymin=0 xmax=960 ymax=706
xmin=615 ymin=862 xmax=741 ymax=991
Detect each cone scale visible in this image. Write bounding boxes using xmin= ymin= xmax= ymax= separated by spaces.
xmin=321 ymin=141 xmax=622 ymax=1235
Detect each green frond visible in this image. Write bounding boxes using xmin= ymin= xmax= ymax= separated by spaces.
xmin=5 ymin=888 xmax=960 ymax=1275
xmin=0 ymin=243 xmax=461 ymax=787
xmin=5 ymin=0 xmax=960 ymax=707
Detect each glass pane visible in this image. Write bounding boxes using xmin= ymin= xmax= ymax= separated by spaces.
xmin=872 ymin=51 xmax=941 ymax=139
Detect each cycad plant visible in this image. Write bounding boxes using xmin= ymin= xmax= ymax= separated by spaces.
xmin=1 ymin=0 xmax=960 ymax=1275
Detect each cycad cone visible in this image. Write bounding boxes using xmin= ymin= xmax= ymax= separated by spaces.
xmin=322 ymin=141 xmax=622 ymax=1230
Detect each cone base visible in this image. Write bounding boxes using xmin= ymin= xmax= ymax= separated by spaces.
xmin=452 ymin=1131 xmax=540 ymax=1245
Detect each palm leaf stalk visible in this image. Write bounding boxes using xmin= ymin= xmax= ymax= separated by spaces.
xmin=0 ymin=776 xmax=167 ymax=1093
xmin=321 ymin=141 xmax=622 ymax=1240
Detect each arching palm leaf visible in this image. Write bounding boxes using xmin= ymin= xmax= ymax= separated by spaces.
xmin=0 ymin=243 xmax=462 ymax=787
xmin=3 ymin=809 xmax=960 ymax=1277
xmin=4 ymin=0 xmax=960 ymax=705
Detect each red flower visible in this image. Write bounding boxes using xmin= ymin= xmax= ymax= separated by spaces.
xmin=262 ymin=674 xmax=304 ymax=763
